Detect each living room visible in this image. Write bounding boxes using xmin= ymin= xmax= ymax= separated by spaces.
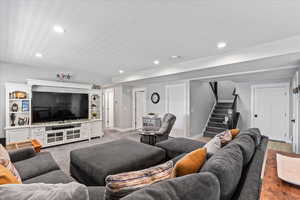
xmin=0 ymin=1 xmax=300 ymax=200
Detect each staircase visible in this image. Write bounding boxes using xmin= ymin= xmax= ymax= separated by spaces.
xmin=203 ymin=102 xmax=233 ymax=137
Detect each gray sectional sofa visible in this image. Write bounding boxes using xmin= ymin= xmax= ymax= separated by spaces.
xmin=8 ymin=128 xmax=268 ymax=200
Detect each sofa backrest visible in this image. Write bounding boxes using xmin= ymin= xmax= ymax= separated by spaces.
xmin=200 ymin=143 xmax=244 ymax=200
xmin=121 ymin=172 xmax=220 ymax=200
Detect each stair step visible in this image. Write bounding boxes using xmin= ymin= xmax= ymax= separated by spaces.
xmin=203 ymin=131 xmax=218 ymax=138
xmin=211 ymin=113 xmax=226 ymax=118
xmin=215 ymin=105 xmax=232 ymax=109
xmin=210 ymin=117 xmax=224 ymax=123
xmin=208 ymin=122 xmax=227 ymax=128
xmin=206 ymin=126 xmax=226 ymax=133
xmin=217 ymin=102 xmax=232 ymax=105
xmin=213 ymin=109 xmax=228 ymax=114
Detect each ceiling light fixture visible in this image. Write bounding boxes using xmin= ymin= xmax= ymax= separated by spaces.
xmin=153 ymin=60 xmax=160 ymax=65
xmin=53 ymin=25 xmax=65 ymax=34
xmin=170 ymin=55 xmax=181 ymax=59
xmin=217 ymin=42 xmax=227 ymax=49
xmin=35 ymin=52 xmax=43 ymax=58
xmin=119 ymin=70 xmax=124 ymax=74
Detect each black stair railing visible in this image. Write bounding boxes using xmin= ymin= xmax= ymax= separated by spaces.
xmin=227 ymin=88 xmax=239 ymax=129
xmin=209 ymin=81 xmax=218 ymax=102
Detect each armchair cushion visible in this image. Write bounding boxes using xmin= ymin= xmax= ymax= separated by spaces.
xmin=8 ymin=147 xmax=36 ymax=163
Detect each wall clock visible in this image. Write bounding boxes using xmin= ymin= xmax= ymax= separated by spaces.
xmin=151 ymin=92 xmax=160 ymax=104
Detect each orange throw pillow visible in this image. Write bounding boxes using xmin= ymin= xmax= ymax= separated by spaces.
xmin=172 ymin=147 xmax=207 ymax=177
xmin=230 ymin=129 xmax=240 ymax=138
xmin=0 ymin=165 xmax=21 ymax=184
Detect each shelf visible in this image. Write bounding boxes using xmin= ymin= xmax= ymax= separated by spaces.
xmin=9 ymin=111 xmax=30 ymax=114
xmin=9 ymin=99 xmax=31 ymax=101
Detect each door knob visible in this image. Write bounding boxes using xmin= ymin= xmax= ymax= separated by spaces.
xmin=291 ymin=119 xmax=296 ymax=123
xmin=254 ymin=114 xmax=258 ymax=118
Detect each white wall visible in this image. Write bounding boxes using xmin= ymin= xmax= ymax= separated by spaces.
xmin=0 ymin=62 xmax=107 ymax=138
xmin=190 ymin=80 xmax=215 ymax=136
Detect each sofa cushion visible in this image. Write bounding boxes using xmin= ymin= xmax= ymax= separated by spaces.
xmin=172 ymin=147 xmax=206 ymax=177
xmin=121 ymin=172 xmax=220 ymax=200
xmin=155 ymin=137 xmax=205 ymax=159
xmin=23 ymin=170 xmax=74 ymax=184
xmin=14 ymin=152 xmax=60 ymax=181
xmin=70 ymin=139 xmax=166 ymax=186
xmin=201 ymin=143 xmax=243 ymax=200
xmin=88 ymin=186 xmax=105 ymax=200
xmin=229 ymin=135 xmax=255 ymax=166
xmin=105 ymin=161 xmax=173 ymax=200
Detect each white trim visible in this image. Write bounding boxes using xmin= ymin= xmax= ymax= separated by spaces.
xmin=251 ymin=82 xmax=290 ymax=142
xmin=201 ymin=100 xmax=217 ymax=136
xmin=104 ymin=88 xmax=114 ymax=128
xmin=27 ymin=79 xmax=92 ymax=89
xmin=132 ymin=88 xmax=147 ymax=129
xmin=110 ymin=127 xmax=136 ymax=132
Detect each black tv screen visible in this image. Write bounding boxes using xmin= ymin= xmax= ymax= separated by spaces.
xmin=32 ymin=92 xmax=89 ymax=123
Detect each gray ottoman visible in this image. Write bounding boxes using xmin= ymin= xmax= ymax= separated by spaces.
xmin=155 ymin=137 xmax=206 ymax=159
xmin=70 ymin=139 xmax=166 ymax=186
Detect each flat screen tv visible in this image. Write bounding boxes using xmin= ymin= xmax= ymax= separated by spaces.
xmin=32 ymin=91 xmax=89 ymax=123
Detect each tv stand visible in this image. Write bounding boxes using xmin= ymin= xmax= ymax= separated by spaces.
xmin=4 ymin=81 xmax=103 ymax=147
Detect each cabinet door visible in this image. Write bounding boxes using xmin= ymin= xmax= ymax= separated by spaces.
xmin=91 ymin=121 xmax=103 ymax=137
xmin=6 ymin=128 xmax=30 ymax=144
xmin=30 ymin=127 xmax=45 ymax=146
xmin=81 ymin=123 xmax=91 ymax=139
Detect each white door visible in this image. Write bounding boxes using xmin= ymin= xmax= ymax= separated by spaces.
xmin=252 ymin=84 xmax=289 ymax=141
xmin=105 ymin=89 xmax=114 ymax=128
xmin=292 ymin=72 xmax=299 ymax=153
xmin=166 ymin=83 xmax=187 ymax=137
xmin=134 ymin=90 xmax=145 ymax=129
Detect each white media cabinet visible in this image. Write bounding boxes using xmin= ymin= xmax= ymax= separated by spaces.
xmin=5 ymin=79 xmax=104 ymax=147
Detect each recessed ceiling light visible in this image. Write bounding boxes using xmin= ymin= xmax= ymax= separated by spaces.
xmin=170 ymin=55 xmax=181 ymax=59
xmin=53 ymin=25 xmax=65 ymax=34
xmin=119 ymin=70 xmax=124 ymax=74
xmin=217 ymin=42 xmax=227 ymax=49
xmin=153 ymin=60 xmax=160 ymax=65
xmin=35 ymin=52 xmax=43 ymax=58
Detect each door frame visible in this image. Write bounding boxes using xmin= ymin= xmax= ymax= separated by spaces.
xmin=250 ymin=82 xmax=290 ymax=142
xmin=292 ymin=72 xmax=299 ymax=152
xmin=165 ymin=81 xmax=190 ymax=137
xmin=132 ymin=88 xmax=146 ymax=129
xmin=104 ymin=88 xmax=114 ymax=128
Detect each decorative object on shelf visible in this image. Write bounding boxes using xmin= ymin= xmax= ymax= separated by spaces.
xmin=22 ymin=100 xmax=29 ymax=112
xmin=11 ymin=103 xmax=18 ymax=112
xmin=92 ymin=112 xmax=97 ymax=118
xmin=18 ymin=117 xmax=26 ymax=126
xmin=151 ymin=92 xmax=160 ymax=104
xmin=10 ymin=113 xmax=16 ymax=127
xmin=13 ymin=91 xmax=27 ymax=99
xmin=56 ymin=72 xmax=72 ymax=81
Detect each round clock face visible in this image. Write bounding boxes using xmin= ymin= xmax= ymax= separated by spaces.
xmin=151 ymin=92 xmax=160 ymax=104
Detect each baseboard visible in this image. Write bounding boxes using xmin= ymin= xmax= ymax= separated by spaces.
xmin=110 ymin=127 xmax=136 ymax=132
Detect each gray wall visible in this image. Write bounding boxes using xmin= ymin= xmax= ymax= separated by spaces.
xmin=218 ymin=80 xmax=236 ymax=101
xmin=146 ymin=84 xmax=166 ymax=115
xmin=0 ymin=62 xmax=106 ymax=138
xmin=190 ymin=80 xmax=215 ymax=136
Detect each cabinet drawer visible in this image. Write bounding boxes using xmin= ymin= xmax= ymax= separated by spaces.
xmin=31 ymin=127 xmax=45 ymax=134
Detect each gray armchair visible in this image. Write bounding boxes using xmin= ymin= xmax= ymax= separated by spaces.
xmin=140 ymin=113 xmax=176 ymax=145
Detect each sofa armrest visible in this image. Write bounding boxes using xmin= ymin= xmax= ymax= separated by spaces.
xmin=8 ymin=147 xmax=36 ymax=163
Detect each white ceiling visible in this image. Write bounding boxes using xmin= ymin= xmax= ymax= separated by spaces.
xmin=1 ymin=0 xmax=300 ymax=82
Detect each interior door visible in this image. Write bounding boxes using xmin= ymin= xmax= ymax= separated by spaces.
xmin=292 ymin=72 xmax=299 ymax=153
xmin=166 ymin=83 xmax=187 ymax=137
xmin=134 ymin=91 xmax=145 ymax=129
xmin=105 ymin=89 xmax=114 ymax=128
xmin=253 ymin=84 xmax=289 ymax=141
